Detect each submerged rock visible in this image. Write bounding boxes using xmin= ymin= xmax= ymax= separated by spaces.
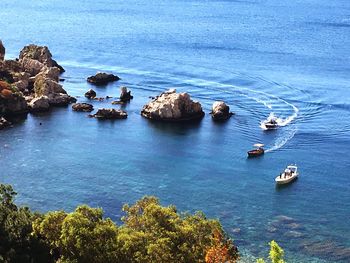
xmin=141 ymin=89 xmax=204 ymax=121
xmin=87 ymin=72 xmax=120 ymax=85
xmin=72 ymin=103 xmax=94 ymax=112
xmin=28 ymin=96 xmax=50 ymax=112
xmin=211 ymin=101 xmax=233 ymax=121
xmin=91 ymin=108 xmax=127 ymax=119
xmin=120 ymin=86 xmax=133 ymax=102
xmin=85 ymin=89 xmax=96 ymax=99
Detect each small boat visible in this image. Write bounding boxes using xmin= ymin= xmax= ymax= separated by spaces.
xmin=275 ymin=165 xmax=299 ymax=185
xmin=247 ymin=143 xmax=265 ymax=157
xmin=261 ymin=114 xmax=279 ymax=130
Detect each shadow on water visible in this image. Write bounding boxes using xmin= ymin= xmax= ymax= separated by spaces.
xmin=145 ymin=118 xmax=203 ymax=136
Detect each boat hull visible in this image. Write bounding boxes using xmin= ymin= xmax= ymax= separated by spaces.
xmin=275 ymin=173 xmax=298 ymax=185
xmin=247 ymin=149 xmax=264 ymax=157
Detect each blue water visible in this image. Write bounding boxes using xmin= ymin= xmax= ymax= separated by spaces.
xmin=1 ymin=0 xmax=350 ymax=262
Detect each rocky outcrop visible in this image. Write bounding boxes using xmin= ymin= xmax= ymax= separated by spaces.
xmin=210 ymin=101 xmax=233 ymax=121
xmin=87 ymin=72 xmax=120 ymax=85
xmin=90 ymin=108 xmax=127 ymax=119
xmin=0 ymin=117 xmax=11 ymax=129
xmin=33 ymin=70 xmax=75 ymax=106
xmin=120 ymin=86 xmax=133 ymax=102
xmin=0 ymin=88 xmax=28 ymax=115
xmin=0 ymin=42 xmax=75 ymax=128
xmin=72 ymin=103 xmax=94 ymax=112
xmin=85 ymin=89 xmax=96 ymax=99
xmin=141 ymin=89 xmax=204 ymax=121
xmin=28 ymin=96 xmax=50 ymax=112
xmin=0 ymin=40 xmax=5 ymax=61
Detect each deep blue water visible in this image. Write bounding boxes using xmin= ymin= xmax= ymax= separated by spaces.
xmin=1 ymin=0 xmax=350 ymax=262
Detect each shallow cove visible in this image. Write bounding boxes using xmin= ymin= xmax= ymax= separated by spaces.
xmin=1 ymin=0 xmax=350 ymax=262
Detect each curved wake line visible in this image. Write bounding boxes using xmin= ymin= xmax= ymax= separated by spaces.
xmin=61 ymin=60 xmax=299 ymax=152
xmin=265 ymin=127 xmax=298 ymax=153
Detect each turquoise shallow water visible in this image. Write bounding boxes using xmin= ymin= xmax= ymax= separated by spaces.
xmin=1 ymin=0 xmax=350 ymax=262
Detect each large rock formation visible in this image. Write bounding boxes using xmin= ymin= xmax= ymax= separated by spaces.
xmin=87 ymin=72 xmax=120 ymax=85
xmin=72 ymin=103 xmax=94 ymax=112
xmin=91 ymin=108 xmax=127 ymax=119
xmin=211 ymin=101 xmax=233 ymax=121
xmin=120 ymin=86 xmax=133 ymax=102
xmin=141 ymin=89 xmax=204 ymax=121
xmin=19 ymin=44 xmax=64 ymax=73
xmin=0 ymin=42 xmax=74 ymax=120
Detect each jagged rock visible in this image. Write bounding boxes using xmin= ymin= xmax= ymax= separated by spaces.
xmin=3 ymin=60 xmax=22 ymax=73
xmin=33 ymin=72 xmax=75 ymax=106
xmin=19 ymin=44 xmax=54 ymax=67
xmin=19 ymin=44 xmax=65 ymax=73
xmin=28 ymin=96 xmax=50 ymax=112
xmin=0 ymin=40 xmax=5 ymax=61
xmin=72 ymin=103 xmax=94 ymax=112
xmin=87 ymin=72 xmax=120 ymax=85
xmin=120 ymin=86 xmax=133 ymax=102
xmin=34 ymin=72 xmax=67 ymax=97
xmin=85 ymin=89 xmax=96 ymax=99
xmin=0 ymin=89 xmax=28 ymax=115
xmin=0 ymin=117 xmax=11 ymax=129
xmin=91 ymin=108 xmax=127 ymax=119
xmin=211 ymin=101 xmax=233 ymax=121
xmin=52 ymin=59 xmax=65 ymax=73
xmin=21 ymin=58 xmax=45 ymax=76
xmin=141 ymin=89 xmax=204 ymax=121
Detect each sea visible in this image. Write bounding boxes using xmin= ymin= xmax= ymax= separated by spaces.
xmin=0 ymin=0 xmax=350 ymax=262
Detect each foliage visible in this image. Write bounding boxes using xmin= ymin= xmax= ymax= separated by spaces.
xmin=0 ymin=184 xmax=52 ymax=262
xmin=256 ymin=240 xmax=285 ymax=263
xmin=0 ymin=184 xmax=239 ymax=263
xmin=119 ymin=196 xmax=239 ymax=263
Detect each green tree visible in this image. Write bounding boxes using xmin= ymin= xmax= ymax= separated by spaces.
xmin=119 ymin=196 xmax=239 ymax=263
xmin=0 ymin=184 xmax=52 ymax=262
xmin=257 ymin=240 xmax=285 ymax=263
xmin=33 ymin=205 xmax=120 ymax=263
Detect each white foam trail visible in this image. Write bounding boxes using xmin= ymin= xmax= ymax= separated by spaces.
xmin=265 ymin=127 xmax=297 ymax=153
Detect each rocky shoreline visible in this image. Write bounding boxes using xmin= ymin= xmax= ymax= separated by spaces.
xmin=0 ymin=40 xmax=234 ymax=130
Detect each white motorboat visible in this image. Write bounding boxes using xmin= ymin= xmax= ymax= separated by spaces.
xmin=275 ymin=165 xmax=298 ymax=185
xmin=261 ymin=114 xmax=279 ymax=130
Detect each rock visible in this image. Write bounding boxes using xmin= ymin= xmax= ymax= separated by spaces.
xmin=87 ymin=72 xmax=120 ymax=85
xmin=141 ymin=89 xmax=204 ymax=121
xmin=21 ymin=58 xmax=45 ymax=76
xmin=72 ymin=103 xmax=94 ymax=112
xmin=0 ymin=89 xmax=28 ymax=115
xmin=52 ymin=59 xmax=65 ymax=73
xmin=28 ymin=96 xmax=50 ymax=112
xmin=120 ymin=86 xmax=133 ymax=102
xmin=111 ymin=100 xmax=125 ymax=105
xmin=0 ymin=40 xmax=5 ymax=61
xmin=211 ymin=101 xmax=233 ymax=121
xmin=85 ymin=89 xmax=96 ymax=99
xmin=0 ymin=117 xmax=11 ymax=129
xmin=91 ymin=108 xmax=127 ymax=119
xmin=34 ymin=73 xmax=67 ymax=97
xmin=3 ymin=59 xmax=22 ymax=73
xmin=19 ymin=44 xmax=54 ymax=67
